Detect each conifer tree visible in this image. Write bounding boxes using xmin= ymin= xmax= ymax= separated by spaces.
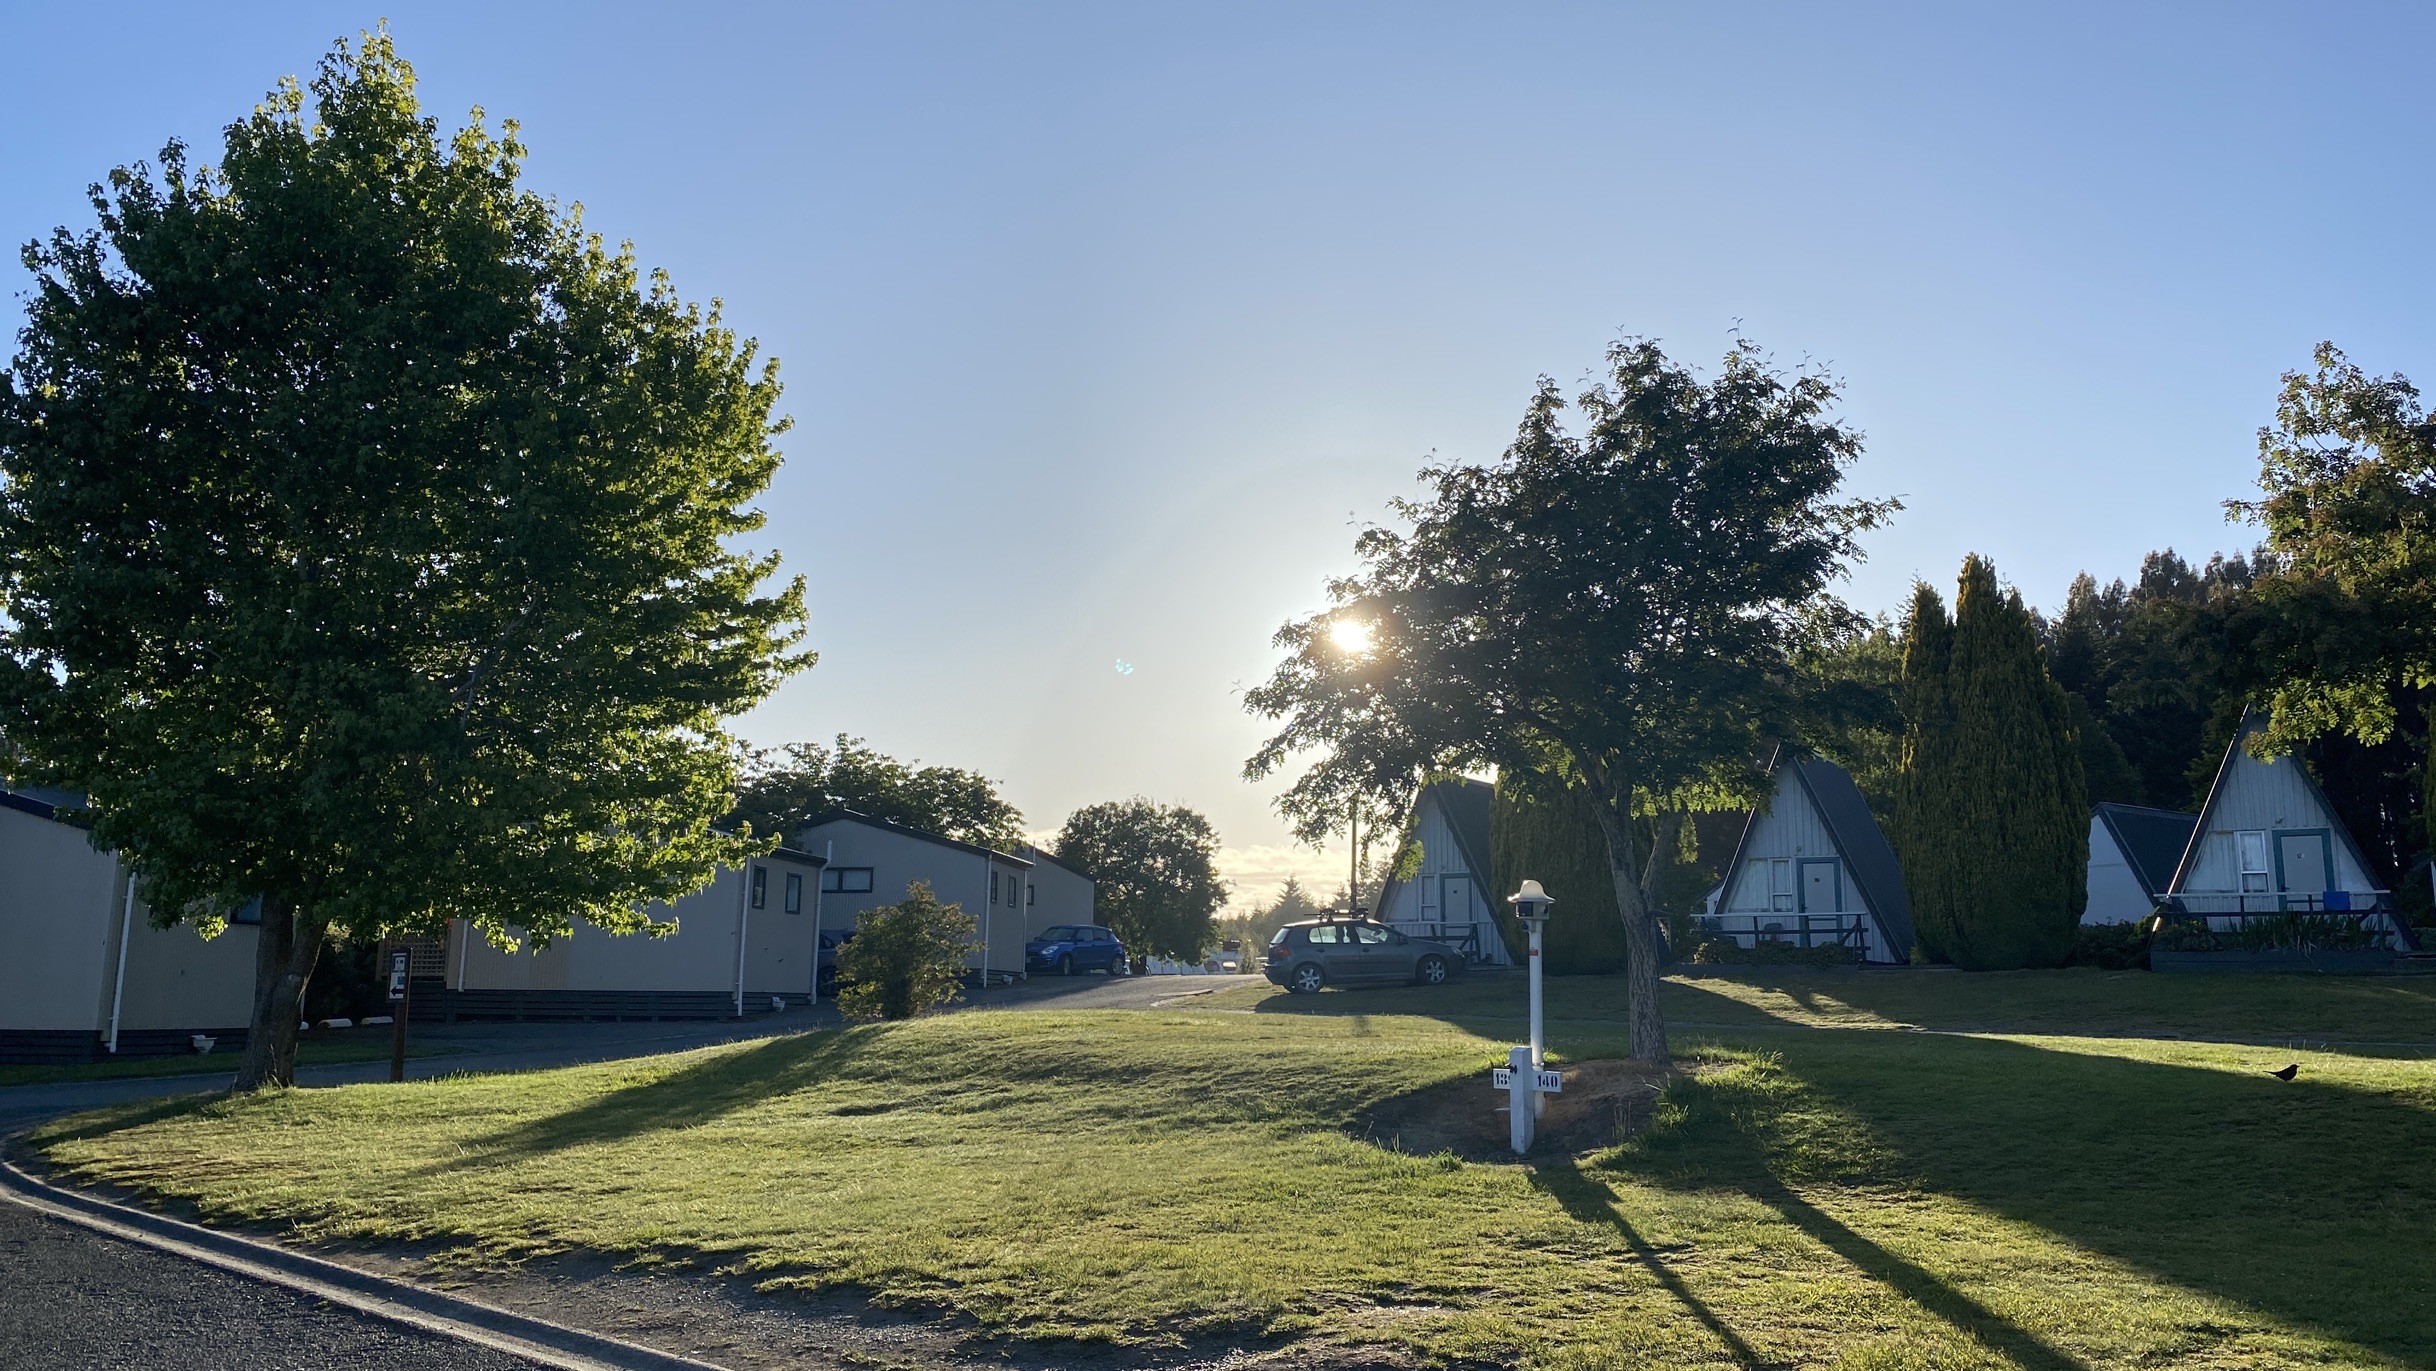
xmin=1937 ymin=556 xmax=2089 ymax=968
xmin=1488 ymin=775 xmax=1628 ymax=973
xmin=1893 ymin=582 xmax=1957 ymax=961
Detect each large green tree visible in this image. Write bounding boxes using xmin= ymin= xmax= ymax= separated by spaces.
xmin=0 ymin=34 xmax=806 ymax=1088
xmin=1245 ymin=339 xmax=1894 ymax=1062
xmin=1054 ymin=799 xmax=1229 ymax=966
xmin=730 ymin=734 xmax=1024 ymax=851
xmin=2241 ymin=345 xmax=2436 ymax=768
xmin=1895 ymin=557 xmax=2087 ymax=968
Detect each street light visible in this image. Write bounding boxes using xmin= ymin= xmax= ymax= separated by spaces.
xmin=1500 ymin=879 xmax=1559 ymax=1153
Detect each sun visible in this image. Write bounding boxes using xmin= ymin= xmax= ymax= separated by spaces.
xmin=1328 ymin=618 xmax=1374 ymax=655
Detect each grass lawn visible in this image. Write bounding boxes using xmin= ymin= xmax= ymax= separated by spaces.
xmin=0 ymin=1032 xmax=454 ymax=1088
xmin=33 ymin=973 xmax=2436 ymax=1369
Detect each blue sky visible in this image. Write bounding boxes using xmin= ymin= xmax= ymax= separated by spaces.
xmin=4 ymin=4 xmax=2431 ymax=903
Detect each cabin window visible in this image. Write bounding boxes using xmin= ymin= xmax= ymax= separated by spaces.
xmin=1769 ymin=859 xmax=1795 ymax=912
xmin=2237 ymin=831 xmax=2270 ymax=893
xmin=990 ymin=873 xmax=1002 ymax=904
xmin=1027 ymin=883 xmax=1036 ymax=906
xmin=821 ymin=867 xmax=874 ymax=894
xmin=784 ymin=872 xmax=803 ymax=914
xmin=750 ymin=866 xmax=767 ymax=909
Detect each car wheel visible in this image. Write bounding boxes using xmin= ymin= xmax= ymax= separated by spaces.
xmin=1057 ymin=954 xmax=1074 ymax=976
xmin=1289 ymin=963 xmax=1326 ymax=995
xmin=1415 ymin=954 xmax=1450 ymax=986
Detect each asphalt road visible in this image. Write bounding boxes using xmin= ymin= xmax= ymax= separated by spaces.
xmin=0 ymin=1198 xmax=541 ymax=1370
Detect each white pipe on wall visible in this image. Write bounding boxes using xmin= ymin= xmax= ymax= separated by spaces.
xmin=733 ymin=862 xmax=751 ymax=1017
xmin=104 ymin=866 xmax=135 ymax=1054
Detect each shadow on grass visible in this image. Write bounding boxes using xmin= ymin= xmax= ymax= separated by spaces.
xmin=447 ymin=1031 xmax=890 ymax=1162
xmin=26 ymin=1093 xmax=222 ymax=1150
xmin=1525 ymin=1162 xmax=1768 ymax=1369
xmin=1602 ymin=1031 xmax=2436 ymax=1367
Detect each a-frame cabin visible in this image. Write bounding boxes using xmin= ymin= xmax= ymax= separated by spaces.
xmin=1706 ymin=753 xmax=1915 ymax=964
xmin=1374 ymin=778 xmax=1516 ymax=965
xmin=2164 ymin=711 xmax=2415 ymax=948
xmin=2084 ymin=803 xmax=2197 ymax=925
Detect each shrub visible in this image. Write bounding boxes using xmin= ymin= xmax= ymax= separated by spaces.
xmin=2068 ymin=919 xmax=2154 ymax=970
xmin=1689 ymin=938 xmax=1862 ymax=968
xmin=834 ymin=881 xmax=977 ymax=1021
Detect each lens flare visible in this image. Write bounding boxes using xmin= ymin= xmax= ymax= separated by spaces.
xmin=1329 ymin=619 xmax=1373 ymax=655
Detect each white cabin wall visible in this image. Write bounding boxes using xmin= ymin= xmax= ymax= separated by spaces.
xmin=2083 ymin=817 xmax=2155 ymax=924
xmin=2180 ymin=750 xmax=2379 ymax=895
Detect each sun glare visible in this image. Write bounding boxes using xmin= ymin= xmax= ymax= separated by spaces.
xmin=1328 ymin=618 xmax=1373 ymax=655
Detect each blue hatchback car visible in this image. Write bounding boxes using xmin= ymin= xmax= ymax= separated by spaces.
xmin=1026 ymin=924 xmax=1128 ymax=975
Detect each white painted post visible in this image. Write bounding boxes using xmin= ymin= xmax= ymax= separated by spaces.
xmin=1527 ymin=914 xmax=1546 ymax=1124
xmin=1507 ymin=1045 xmax=1535 ymax=1153
xmin=1505 ymin=879 xmax=1557 ymax=1152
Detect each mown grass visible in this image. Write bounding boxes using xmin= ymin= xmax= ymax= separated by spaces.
xmin=33 ymin=977 xmax=2436 ymax=1369
xmin=0 ymin=1033 xmax=453 ymax=1088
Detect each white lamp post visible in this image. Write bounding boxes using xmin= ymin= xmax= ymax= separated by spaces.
xmin=1502 ymin=879 xmax=1557 ymax=1154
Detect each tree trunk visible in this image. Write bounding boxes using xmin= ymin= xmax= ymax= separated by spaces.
xmin=1586 ymin=796 xmax=1670 ymax=1065
xmin=233 ymin=902 xmax=324 ymax=1092
xmin=1639 ymin=810 xmax=1686 ymax=922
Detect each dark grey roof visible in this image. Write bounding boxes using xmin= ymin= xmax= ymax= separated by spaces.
xmin=1429 ymin=778 xmax=1495 ymax=884
xmin=796 ymin=809 xmax=1032 ymax=867
xmin=1018 ymin=845 xmax=1097 ymax=883
xmin=1788 ymin=757 xmax=1917 ymax=959
xmin=2092 ymin=803 xmax=2196 ymax=900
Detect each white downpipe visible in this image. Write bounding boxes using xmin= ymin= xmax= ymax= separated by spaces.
xmin=104 ymin=867 xmax=135 ymax=1054
xmin=810 ymin=841 xmax=831 ymax=999
xmin=733 ymin=863 xmax=751 ymax=1017
xmin=454 ymin=917 xmax=470 ymax=989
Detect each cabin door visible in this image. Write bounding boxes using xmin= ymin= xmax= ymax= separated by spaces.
xmin=1439 ymin=875 xmax=1473 ymax=929
xmin=2274 ymin=830 xmax=2334 ymax=910
xmin=1796 ymin=860 xmax=1840 ymax=948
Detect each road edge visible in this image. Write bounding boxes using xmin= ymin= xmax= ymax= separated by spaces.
xmin=0 ymin=1143 xmax=732 ymax=1371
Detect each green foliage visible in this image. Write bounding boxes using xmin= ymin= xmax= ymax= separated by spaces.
xmin=1211 ymin=874 xmax=1325 ymax=955
xmin=2043 ymin=555 xmax=2258 ymax=811
xmin=2066 ymin=694 xmax=2145 ymax=807
xmin=2067 ymin=919 xmax=2154 ymax=970
xmin=730 ymin=734 xmax=1023 ymax=850
xmin=1245 ymin=337 xmax=1897 ymax=1060
xmin=1054 ymin=799 xmax=1228 ymax=962
xmin=833 ymin=881 xmax=976 ymax=1021
xmin=1897 ymin=557 xmax=2089 ymax=969
xmin=1489 ymin=774 xmax=1628 ymax=974
xmin=0 ymin=32 xmax=805 ymax=1083
xmin=2152 ymin=913 xmax=2380 ymax=955
xmin=1688 ymin=938 xmax=1861 ymax=967
xmin=2240 ymin=343 xmax=2436 ymax=757
xmin=1792 ymin=618 xmax=1905 ymax=821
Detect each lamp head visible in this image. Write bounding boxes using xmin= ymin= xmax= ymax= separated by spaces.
xmin=1508 ymin=879 xmax=1555 ymax=923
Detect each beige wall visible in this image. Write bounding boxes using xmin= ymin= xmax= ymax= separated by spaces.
xmin=800 ymin=819 xmax=1030 ymax=976
xmin=0 ymin=804 xmax=258 ymax=1036
xmin=1021 ymin=855 xmax=1095 ymax=939
xmin=0 ymin=805 xmax=118 ymax=1031
xmin=451 ymin=857 xmax=823 ymax=1000
xmin=115 ymin=917 xmax=257 ymax=1030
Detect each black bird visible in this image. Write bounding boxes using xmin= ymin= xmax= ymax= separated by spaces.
xmin=2271 ymin=1064 xmax=2299 ymax=1081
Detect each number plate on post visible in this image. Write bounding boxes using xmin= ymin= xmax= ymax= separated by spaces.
xmin=1490 ymin=1068 xmax=1562 ymax=1093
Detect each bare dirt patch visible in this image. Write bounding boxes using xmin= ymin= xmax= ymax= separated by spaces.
xmin=1352 ymin=1057 xmax=1671 ymax=1161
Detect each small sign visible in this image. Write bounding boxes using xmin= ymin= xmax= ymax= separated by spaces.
xmin=387 ymin=950 xmax=410 ymax=1002
xmin=1491 ymin=1067 xmax=1563 ymax=1093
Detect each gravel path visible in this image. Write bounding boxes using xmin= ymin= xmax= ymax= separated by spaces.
xmin=0 ymin=1198 xmax=541 ymax=1370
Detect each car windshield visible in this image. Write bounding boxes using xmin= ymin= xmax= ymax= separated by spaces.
xmin=1037 ymin=926 xmax=1077 ymax=942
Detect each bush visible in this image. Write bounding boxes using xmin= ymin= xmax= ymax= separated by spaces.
xmin=1689 ymin=938 xmax=1862 ymax=968
xmin=2068 ymin=919 xmax=2154 ymax=970
xmin=834 ymin=882 xmax=977 ymax=1021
